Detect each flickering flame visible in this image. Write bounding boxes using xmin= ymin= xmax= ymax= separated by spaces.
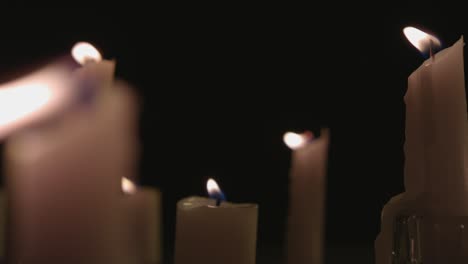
xmin=207 ymin=178 xmax=225 ymax=201
xmin=403 ymin=27 xmax=441 ymax=53
xmin=283 ymin=131 xmax=313 ymax=150
xmin=71 ymin=42 xmax=102 ymax=65
xmin=0 ymin=64 xmax=76 ymax=139
xmin=121 ymin=177 xmax=137 ymax=194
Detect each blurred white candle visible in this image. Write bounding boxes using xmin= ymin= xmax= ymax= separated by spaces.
xmin=0 ymin=189 xmax=5 ymax=260
xmin=285 ymin=129 xmax=330 ymax=264
xmin=4 ymin=43 xmax=138 ymax=263
xmin=174 ymin=179 xmax=258 ymax=264
xmin=122 ymin=177 xmax=162 ymax=264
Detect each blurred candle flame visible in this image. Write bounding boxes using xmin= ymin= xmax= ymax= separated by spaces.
xmin=207 ymin=178 xmax=225 ymax=201
xmin=283 ymin=131 xmax=313 ymax=150
xmin=403 ymin=27 xmax=441 ymax=54
xmin=72 ymin=42 xmax=102 ymax=65
xmin=121 ymin=177 xmax=137 ymax=194
xmin=0 ymin=64 xmax=76 ymax=139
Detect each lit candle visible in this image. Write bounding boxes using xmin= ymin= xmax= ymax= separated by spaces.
xmin=174 ymin=178 xmax=258 ymax=264
xmin=284 ymin=129 xmax=330 ymax=264
xmin=376 ymin=28 xmax=468 ymax=263
xmin=3 ymin=43 xmax=138 ymax=263
xmin=71 ymin=42 xmax=115 ymax=90
xmin=121 ymin=177 xmax=162 ymax=264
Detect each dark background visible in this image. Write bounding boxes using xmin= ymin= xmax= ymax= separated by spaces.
xmin=0 ymin=7 xmax=466 ymax=263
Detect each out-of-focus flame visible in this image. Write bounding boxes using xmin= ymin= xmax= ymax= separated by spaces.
xmin=122 ymin=177 xmax=137 ymax=194
xmin=207 ymin=178 xmax=225 ymax=201
xmin=0 ymin=64 xmax=76 ymax=139
xmin=283 ymin=131 xmax=313 ymax=150
xmin=72 ymin=42 xmax=102 ymax=65
xmin=403 ymin=27 xmax=441 ymax=53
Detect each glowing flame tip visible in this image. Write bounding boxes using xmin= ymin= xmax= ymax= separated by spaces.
xmin=403 ymin=26 xmax=441 ymax=53
xmin=121 ymin=177 xmax=137 ymax=194
xmin=207 ymin=178 xmax=225 ymax=201
xmin=283 ymin=131 xmax=312 ymax=150
xmin=71 ymin=42 xmax=102 ymax=65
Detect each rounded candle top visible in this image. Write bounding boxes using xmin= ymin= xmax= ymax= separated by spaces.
xmin=178 ymin=196 xmax=257 ymax=209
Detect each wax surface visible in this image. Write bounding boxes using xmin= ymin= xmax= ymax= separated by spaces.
xmin=174 ymin=196 xmax=258 ymax=264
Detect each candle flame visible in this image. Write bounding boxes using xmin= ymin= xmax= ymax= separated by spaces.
xmin=283 ymin=131 xmax=313 ymax=150
xmin=121 ymin=177 xmax=137 ymax=194
xmin=71 ymin=42 xmax=102 ymax=65
xmin=403 ymin=27 xmax=441 ymax=53
xmin=0 ymin=64 xmax=76 ymax=139
xmin=207 ymin=178 xmax=226 ymax=201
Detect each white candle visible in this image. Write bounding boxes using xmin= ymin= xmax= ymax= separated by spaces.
xmin=121 ymin=177 xmax=162 ymax=264
xmin=0 ymin=189 xmax=5 ymax=261
xmin=284 ymin=129 xmax=329 ymax=264
xmin=71 ymin=42 xmax=115 ymax=90
xmin=3 ymin=44 xmax=138 ymax=263
xmin=376 ymin=28 xmax=468 ymax=263
xmin=174 ymin=178 xmax=258 ymax=264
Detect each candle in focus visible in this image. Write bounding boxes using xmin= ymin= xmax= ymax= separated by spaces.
xmin=174 ymin=178 xmax=258 ymax=264
xmin=375 ymin=28 xmax=468 ymax=263
xmin=285 ymin=129 xmax=330 ymax=264
xmin=4 ymin=43 xmax=138 ymax=263
xmin=121 ymin=177 xmax=162 ymax=264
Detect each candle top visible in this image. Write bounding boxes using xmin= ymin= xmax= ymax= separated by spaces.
xmin=178 ymin=196 xmax=257 ymax=210
xmin=410 ymin=37 xmax=464 ymax=73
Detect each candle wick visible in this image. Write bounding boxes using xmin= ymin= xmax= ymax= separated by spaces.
xmin=216 ymin=199 xmax=222 ymax=206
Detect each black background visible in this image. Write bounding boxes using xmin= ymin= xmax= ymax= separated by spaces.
xmin=0 ymin=7 xmax=466 ymax=263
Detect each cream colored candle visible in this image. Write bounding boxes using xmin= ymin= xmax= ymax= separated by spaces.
xmin=4 ymin=44 xmax=138 ymax=263
xmin=0 ymin=189 xmax=5 ymax=260
xmin=376 ymin=28 xmax=468 ymax=263
xmin=122 ymin=177 xmax=162 ymax=264
xmin=284 ymin=129 xmax=329 ymax=264
xmin=174 ymin=179 xmax=258 ymax=264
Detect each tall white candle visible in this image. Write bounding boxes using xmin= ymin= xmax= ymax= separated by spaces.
xmin=0 ymin=189 xmax=5 ymax=261
xmin=174 ymin=179 xmax=258 ymax=264
xmin=284 ymin=129 xmax=329 ymax=264
xmin=4 ymin=44 xmax=138 ymax=263
xmin=121 ymin=177 xmax=162 ymax=264
xmin=376 ymin=28 xmax=468 ymax=263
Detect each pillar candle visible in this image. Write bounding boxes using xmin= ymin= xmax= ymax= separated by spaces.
xmin=122 ymin=177 xmax=162 ymax=264
xmin=0 ymin=189 xmax=5 ymax=261
xmin=4 ymin=44 xmax=138 ymax=263
xmin=376 ymin=28 xmax=468 ymax=263
xmin=174 ymin=179 xmax=258 ymax=264
xmin=284 ymin=129 xmax=330 ymax=264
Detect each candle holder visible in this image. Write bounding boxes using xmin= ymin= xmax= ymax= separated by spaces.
xmin=391 ymin=213 xmax=468 ymax=263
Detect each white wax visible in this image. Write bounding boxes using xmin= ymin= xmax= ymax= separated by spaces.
xmin=0 ymin=189 xmax=5 ymax=260
xmin=4 ymin=83 xmax=138 ymax=263
xmin=174 ymin=196 xmax=258 ymax=264
xmin=375 ymin=37 xmax=468 ymax=264
xmin=286 ymin=129 xmax=329 ymax=264
xmin=123 ymin=187 xmax=162 ymax=264
xmin=74 ymin=59 xmax=115 ymax=91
